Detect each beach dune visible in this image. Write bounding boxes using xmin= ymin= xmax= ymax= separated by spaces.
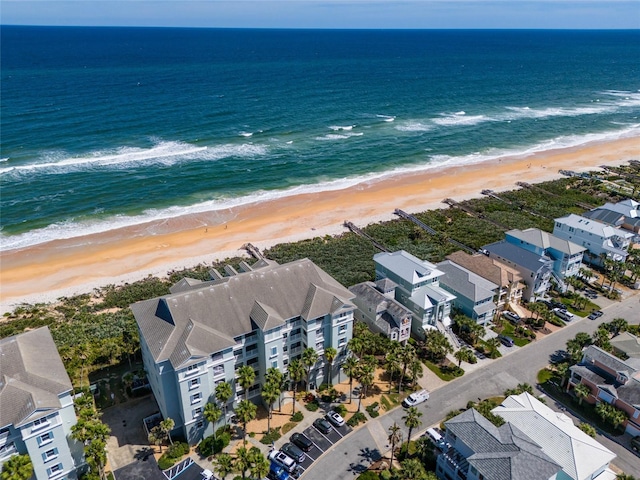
xmin=1 ymin=136 xmax=638 ymax=313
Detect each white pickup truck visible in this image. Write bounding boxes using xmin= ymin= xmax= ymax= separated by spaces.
xmin=402 ymin=389 xmax=430 ymax=407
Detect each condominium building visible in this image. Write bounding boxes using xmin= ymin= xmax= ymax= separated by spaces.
xmin=373 ymin=250 xmax=455 ymax=339
xmin=131 ymin=258 xmax=356 ymax=445
xmin=0 ymin=327 xmax=84 ymax=480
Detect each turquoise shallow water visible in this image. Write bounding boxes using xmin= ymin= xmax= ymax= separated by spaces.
xmin=1 ymin=27 xmax=639 ymax=250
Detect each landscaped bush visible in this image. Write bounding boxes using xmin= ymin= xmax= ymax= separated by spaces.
xmin=157 ymin=455 xmax=175 ymax=470
xmin=199 ymin=432 xmax=231 ymax=457
xmin=356 ymin=471 xmax=381 ymax=480
xmin=157 ymin=441 xmax=189 ymax=470
xmin=260 ymin=427 xmax=281 ymax=445
xmin=333 ymin=404 xmax=347 ymax=417
xmin=290 ymin=411 xmax=304 ymax=422
xmin=366 ymin=402 xmax=380 ymax=418
xmin=347 ymin=411 xmax=367 ymax=427
xmin=305 ymin=400 xmax=319 ymax=412
xmin=320 ymin=387 xmax=339 ymax=403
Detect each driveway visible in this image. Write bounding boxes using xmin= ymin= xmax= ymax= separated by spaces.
xmin=102 ymin=393 xmax=160 ymax=470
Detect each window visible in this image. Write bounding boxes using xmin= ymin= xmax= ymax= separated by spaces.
xmin=193 ymin=407 xmax=203 ymax=419
xmin=291 ymin=328 xmax=301 ymax=336
xmin=283 ymin=359 xmax=289 ymax=366
xmin=189 ymin=378 xmax=200 ymax=390
xmin=191 ymin=392 xmax=202 ymax=405
xmin=271 ymin=361 xmax=278 ymax=369
xmin=42 ymin=448 xmax=58 ymax=462
xmin=33 ymin=416 xmax=50 ymax=431
xmin=212 ymin=365 xmax=225 ymax=377
xmin=315 ymin=341 xmax=324 ymax=350
xmin=186 ymin=364 xmax=199 ymax=376
xmin=270 ymin=346 xmax=278 ymax=358
xmin=338 ymin=337 xmax=347 ymax=347
xmin=211 ymin=352 xmax=224 ymax=362
xmin=246 ymin=344 xmax=258 ymax=353
xmin=282 ymin=332 xmax=288 ymax=339
xmin=339 ymin=325 xmax=347 ymax=334
xmin=247 ymin=357 xmax=259 ymax=366
xmin=292 ymin=341 xmax=301 ymax=349
xmin=38 ymin=432 xmax=54 ymax=446
xmin=47 ymin=463 xmax=63 ymax=478
xmin=196 ymin=421 xmax=204 ymax=429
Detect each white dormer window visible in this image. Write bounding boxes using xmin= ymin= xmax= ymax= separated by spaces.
xmin=32 ymin=416 xmax=50 ymax=432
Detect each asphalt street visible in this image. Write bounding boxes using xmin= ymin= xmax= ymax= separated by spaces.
xmin=302 ymin=293 xmax=640 ymax=480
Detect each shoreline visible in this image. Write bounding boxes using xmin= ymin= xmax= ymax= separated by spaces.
xmin=1 ymin=135 xmax=639 ymax=314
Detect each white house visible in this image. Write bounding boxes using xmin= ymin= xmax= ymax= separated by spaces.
xmin=373 ymin=250 xmax=456 ymax=339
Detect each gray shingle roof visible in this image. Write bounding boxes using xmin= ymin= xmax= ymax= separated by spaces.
xmin=374 ymin=250 xmax=444 ymax=283
xmin=483 ymin=241 xmax=552 ymax=273
xmin=582 ymin=209 xmax=626 ymax=227
xmin=445 ymin=408 xmax=560 ymax=480
xmin=0 ymin=327 xmax=72 ymax=428
xmin=132 ymin=259 xmax=355 ymax=369
xmin=348 ymin=281 xmax=412 ymax=332
xmin=610 ymin=332 xmax=640 ymax=358
xmin=437 ymin=260 xmax=498 ymax=302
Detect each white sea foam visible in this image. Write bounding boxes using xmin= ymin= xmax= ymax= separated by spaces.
xmin=329 ymin=125 xmax=356 ymax=131
xmin=432 ymin=112 xmax=489 ymax=127
xmin=395 ymin=121 xmax=433 ymax=132
xmin=601 ymin=90 xmax=640 ymax=107
xmin=503 ymin=105 xmax=615 ymax=120
xmin=0 ymin=141 xmax=267 ymax=178
xmin=239 ymin=131 xmax=253 ymax=137
xmin=2 ymin=125 xmax=638 ymax=252
xmin=315 ymin=132 xmax=363 ymax=141
xmin=376 ymin=114 xmax=396 ymax=122
xmin=0 ymin=158 xmax=8 ymax=163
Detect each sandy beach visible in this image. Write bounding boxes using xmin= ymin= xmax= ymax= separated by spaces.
xmin=1 ymin=135 xmax=639 ymax=313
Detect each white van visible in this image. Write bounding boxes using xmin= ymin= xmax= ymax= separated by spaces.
xmin=425 ymin=427 xmax=447 ymax=450
xmin=402 ymin=389 xmax=429 ymax=407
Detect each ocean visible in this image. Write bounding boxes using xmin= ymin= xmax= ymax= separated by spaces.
xmin=1 ymin=27 xmax=639 ymax=251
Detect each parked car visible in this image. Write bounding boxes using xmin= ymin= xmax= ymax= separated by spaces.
xmin=536 ymin=299 xmax=553 ymax=309
xmin=588 ymin=310 xmax=603 ymax=320
xmin=326 ymin=411 xmax=345 ymax=427
xmin=269 ymin=450 xmax=298 ymax=473
xmin=498 ymin=334 xmax=514 ymax=347
xmin=553 ymin=308 xmax=575 ymax=321
xmin=281 ymin=442 xmax=306 ymax=463
xmin=631 ymin=435 xmax=640 ymax=454
xmin=201 ymin=469 xmax=215 ymax=480
xmin=402 ymin=389 xmax=430 ymax=407
xmin=502 ymin=311 xmax=521 ymax=324
xmin=290 ymin=432 xmax=314 ymax=452
xmin=313 ymin=418 xmax=333 ymax=434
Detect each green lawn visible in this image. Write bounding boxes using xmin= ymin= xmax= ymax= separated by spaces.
xmin=493 ymin=323 xmax=531 ymax=347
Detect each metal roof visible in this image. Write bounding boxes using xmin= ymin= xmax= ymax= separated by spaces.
xmin=483 ymin=241 xmax=553 ymax=273
xmin=374 ymin=250 xmax=444 ymax=284
xmin=437 ymin=260 xmax=498 ymax=302
xmin=506 ymin=228 xmax=586 ymax=255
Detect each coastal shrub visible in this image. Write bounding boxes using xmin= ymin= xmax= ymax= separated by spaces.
xmin=356 ymin=471 xmax=381 ymax=480
xmin=333 ymin=404 xmax=347 ymax=417
xmin=157 ymin=455 xmax=175 ymax=470
xmin=199 ymin=432 xmax=231 ymax=457
xmin=347 ymin=411 xmax=367 ymax=427
xmin=366 ymin=403 xmax=380 ymax=418
xmin=290 ymin=411 xmax=304 ymax=422
xmin=260 ymin=427 xmax=281 ymax=445
xmin=305 ymin=401 xmax=319 ymax=412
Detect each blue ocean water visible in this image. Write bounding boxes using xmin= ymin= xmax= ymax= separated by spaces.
xmin=1 ymin=27 xmax=639 ymax=251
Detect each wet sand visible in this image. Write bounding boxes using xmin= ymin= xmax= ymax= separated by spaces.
xmin=1 ymin=135 xmax=638 ymax=313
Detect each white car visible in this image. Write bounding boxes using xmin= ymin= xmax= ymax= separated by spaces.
xmin=326 ymin=411 xmax=345 ymax=427
xmin=201 ymin=469 xmax=215 ymax=480
xmin=402 ymin=389 xmax=429 ymax=407
xmin=268 ymin=449 xmax=297 ymax=473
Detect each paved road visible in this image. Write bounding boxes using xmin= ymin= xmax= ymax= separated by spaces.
xmin=303 ymin=293 xmax=640 ymax=480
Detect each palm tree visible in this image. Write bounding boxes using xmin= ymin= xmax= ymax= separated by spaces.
xmin=615 ymin=473 xmax=637 ymax=480
xmin=578 ymin=422 xmax=596 ymax=438
xmin=610 ymin=408 xmax=628 ymax=431
xmin=234 ymin=445 xmax=252 ymax=479
xmin=398 ymin=344 xmax=417 ymax=393
xmin=287 ymin=358 xmax=305 ymax=414
xmin=148 ymin=425 xmax=165 ymax=452
xmin=213 ymin=453 xmax=234 ymax=479
xmin=609 ymin=318 xmax=628 ymax=336
xmin=249 ymin=450 xmax=270 ymax=479
xmin=347 ymin=336 xmax=366 ymax=359
xmin=384 ymin=344 xmax=401 ymax=393
xmin=343 ymin=355 xmax=359 ymax=404
xmin=574 ymin=383 xmax=591 ymax=406
xmin=204 ymin=402 xmax=222 ymax=439
xmin=237 ymin=365 xmax=256 ymax=399
xmin=356 ymin=360 xmax=375 ymax=412
xmin=398 ymin=458 xmax=426 ymax=480
xmin=85 ymin=438 xmax=108 ymax=480
xmin=0 ymin=454 xmax=33 ymax=480
xmin=454 ymin=347 xmax=474 ymax=367
xmin=302 ymin=348 xmax=319 ymax=389
xmin=592 ymin=326 xmax=612 ymax=351
xmin=402 ymin=406 xmax=423 ymax=444
xmin=387 ymin=422 xmax=403 ymax=469
xmin=265 ymin=367 xmax=285 ymax=411
xmin=261 ymin=382 xmax=280 ymax=434
xmin=235 ymin=399 xmax=257 ymax=445
xmin=215 ymin=381 xmax=233 ymax=426
xmin=324 ymin=346 xmax=338 ymax=386
xmin=408 ymin=358 xmax=424 ymax=389
xmin=160 ymin=417 xmax=175 ymax=446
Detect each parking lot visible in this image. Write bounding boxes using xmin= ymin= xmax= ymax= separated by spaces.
xmin=275 ymin=417 xmax=352 ymax=476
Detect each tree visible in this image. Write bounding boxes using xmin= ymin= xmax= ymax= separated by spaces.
xmin=249 ymin=450 xmax=270 ymax=480
xmin=608 ymin=318 xmax=628 ymax=336
xmin=160 ymin=417 xmax=175 ymax=446
xmin=398 ymin=344 xmax=417 ymax=393
xmin=237 ymin=365 xmax=256 ymax=398
xmin=422 ymin=330 xmax=453 ymax=364
xmin=356 ymin=358 xmax=376 ymax=412
xmin=615 ymin=474 xmax=637 ymax=480
xmin=302 ymin=347 xmax=319 ymax=389
xmin=234 ymin=445 xmax=252 ymax=479
xmin=574 ymin=383 xmax=591 ymax=406
xmin=235 ymin=399 xmax=257 ymax=445
xmin=148 ymin=425 xmax=165 ymax=453
xmin=408 ymin=358 xmax=424 ymax=389
xmin=403 ymin=406 xmax=423 ymax=444
xmin=454 ymin=347 xmax=474 ymax=367
xmin=387 ymin=422 xmax=403 ymax=469
xmin=0 ymin=454 xmax=33 ymax=480
xmin=384 ymin=344 xmax=401 ymax=393
xmin=592 ymin=326 xmax=612 ymax=351
xmin=204 ymin=402 xmax=222 ymax=439
xmin=85 ymin=438 xmax=108 ymax=480
xmin=324 ymin=347 xmax=338 ymax=386
xmin=398 ymin=458 xmax=428 ymax=480
xmin=287 ymin=358 xmax=305 ymax=414
xmin=261 ymin=382 xmax=280 ymax=434
xmin=215 ymin=381 xmax=233 ymax=426
xmin=578 ymin=422 xmax=596 ymax=438
xmin=213 ymin=453 xmax=234 ymax=479
xmin=610 ymin=408 xmax=628 ymax=431
xmin=343 ymin=355 xmax=359 ymax=404
xmin=265 ymin=367 xmax=285 ymax=411
xmin=347 ymin=336 xmax=366 ymax=359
